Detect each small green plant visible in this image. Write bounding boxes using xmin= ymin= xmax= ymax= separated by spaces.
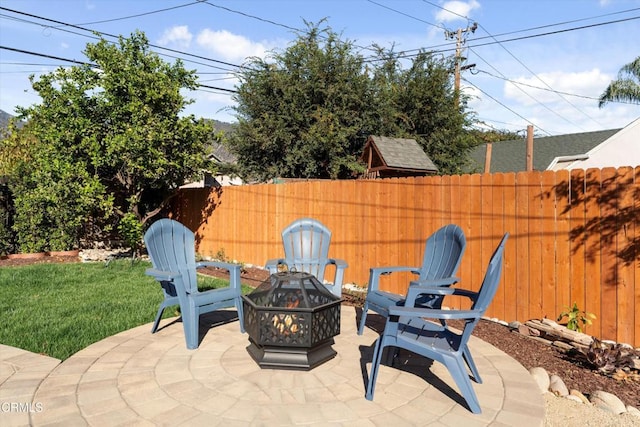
xmin=557 ymin=302 xmax=596 ymax=332
xmin=214 ymin=247 xmax=229 ymax=262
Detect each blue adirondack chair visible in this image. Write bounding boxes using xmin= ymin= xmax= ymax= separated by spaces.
xmin=144 ymin=218 xmax=245 ymax=350
xmin=265 ymin=218 xmax=348 ymax=298
xmin=365 ymin=233 xmax=509 ymax=414
xmin=357 ymin=224 xmax=466 ymax=335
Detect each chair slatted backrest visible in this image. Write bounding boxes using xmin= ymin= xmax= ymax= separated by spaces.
xmin=145 ymin=219 xmax=198 ymax=293
xmin=472 ymin=233 xmax=509 ymax=313
xmin=281 ymin=218 xmax=331 ymax=282
xmin=419 ymin=224 xmax=466 ymax=281
xmin=458 ymin=233 xmax=509 ymax=346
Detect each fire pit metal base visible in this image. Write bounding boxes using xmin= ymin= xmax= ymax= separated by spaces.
xmin=246 ymin=338 xmax=337 ymax=370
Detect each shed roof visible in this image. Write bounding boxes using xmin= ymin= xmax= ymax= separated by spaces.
xmin=364 ymin=135 xmax=438 ymax=172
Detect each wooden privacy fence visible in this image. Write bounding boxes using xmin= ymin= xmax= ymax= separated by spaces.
xmin=171 ymin=166 xmax=639 ymax=347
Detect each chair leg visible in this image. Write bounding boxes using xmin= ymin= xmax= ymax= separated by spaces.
xmin=151 ymin=305 xmax=166 ymax=333
xmin=357 ymin=303 xmax=369 ymax=335
xmin=462 ymin=344 xmax=482 ymax=383
xmin=235 ymin=297 xmax=245 ymax=333
xmin=182 ymin=305 xmax=199 ymax=350
xmin=365 ymin=338 xmax=385 ymax=400
xmin=444 ymin=356 xmax=482 ymax=414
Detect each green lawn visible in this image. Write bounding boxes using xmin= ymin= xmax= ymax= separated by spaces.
xmin=0 ymin=260 xmax=249 ymax=360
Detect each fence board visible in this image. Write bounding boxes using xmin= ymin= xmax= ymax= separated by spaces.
xmin=469 ymin=174 xmax=483 ymax=300
xmin=600 ymin=168 xmax=618 ymax=340
xmin=569 ymin=170 xmax=586 ymax=325
xmin=171 ymin=168 xmax=639 ymax=346
xmin=617 ymin=167 xmax=635 ymax=344
xmin=480 ymin=174 xmax=494 ymax=297
xmin=515 ymin=172 xmax=530 ymax=320
xmin=528 ymin=171 xmax=543 ymax=319
xmin=459 ymin=173 xmax=474 ymax=305
xmin=488 ymin=173 xmax=505 ymax=319
xmin=502 ymin=173 xmax=518 ymax=322
xmin=584 ymin=168 xmax=602 ymax=337
xmin=555 ymin=170 xmax=572 ymax=322
xmin=540 ymin=171 xmax=557 ymax=320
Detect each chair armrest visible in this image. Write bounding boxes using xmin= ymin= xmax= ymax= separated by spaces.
xmin=327 ymin=258 xmax=348 ymax=268
xmin=196 ymin=261 xmax=241 ymax=272
xmin=146 ymin=268 xmax=181 ymax=282
xmin=388 ymin=305 xmax=479 ymax=320
xmin=196 ymin=262 xmax=242 ymax=289
xmin=409 ymin=277 xmax=460 ymax=287
xmin=405 ymin=284 xmax=477 ymax=308
xmin=366 ymin=266 xmax=420 ymax=293
xmin=264 ymin=258 xmax=285 ymax=274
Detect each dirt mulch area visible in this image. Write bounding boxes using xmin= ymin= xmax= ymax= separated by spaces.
xmin=3 ymin=258 xmax=638 ymax=408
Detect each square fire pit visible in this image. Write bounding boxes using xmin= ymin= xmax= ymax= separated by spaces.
xmin=242 ymin=271 xmax=341 ymax=370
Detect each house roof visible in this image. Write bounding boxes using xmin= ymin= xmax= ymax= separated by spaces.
xmin=467 ymin=128 xmax=621 ymax=173
xmin=363 ymin=135 xmax=438 ymax=172
xmin=209 ymin=142 xmax=237 ymax=163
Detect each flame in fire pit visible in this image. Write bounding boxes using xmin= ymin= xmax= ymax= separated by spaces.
xmin=271 ymin=294 xmax=301 ymax=335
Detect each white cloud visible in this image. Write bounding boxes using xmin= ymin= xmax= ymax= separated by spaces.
xmin=196 ymin=29 xmax=268 ymax=63
xmin=436 ymin=0 xmax=481 ymax=23
xmin=158 ymin=25 xmax=193 ymax=49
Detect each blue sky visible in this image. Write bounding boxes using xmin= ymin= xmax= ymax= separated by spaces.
xmin=1 ymin=0 xmax=639 ymax=135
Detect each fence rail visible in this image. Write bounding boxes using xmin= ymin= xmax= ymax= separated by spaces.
xmin=172 ymin=166 xmax=639 ymax=346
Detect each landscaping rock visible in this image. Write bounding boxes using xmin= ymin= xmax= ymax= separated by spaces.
xmin=508 ymin=320 xmax=521 ymax=330
xmin=590 ymin=390 xmax=627 ymax=414
xmin=529 ymin=367 xmax=550 ymax=393
xmin=565 ymin=395 xmax=584 ymax=404
xmin=569 ymin=389 xmax=591 ymax=405
xmin=549 ymin=374 xmax=569 ymax=397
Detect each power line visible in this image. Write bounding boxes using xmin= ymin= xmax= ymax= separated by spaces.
xmin=403 ymin=0 xmax=631 ymax=131
xmin=0 ymin=45 xmax=95 ymax=66
xmin=366 ymin=0 xmax=444 ymax=30
xmin=468 ymin=47 xmax=585 ymax=131
xmin=0 ymin=6 xmax=245 ymax=73
xmin=0 ymin=45 xmax=236 ymax=94
xmin=463 ymin=77 xmax=551 ymax=135
xmin=475 ymin=69 xmax=639 ymax=105
xmin=59 ymin=1 xmax=201 ymax=27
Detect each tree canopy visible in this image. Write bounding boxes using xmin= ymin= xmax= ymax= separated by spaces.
xmin=598 ymin=56 xmax=640 ymax=107
xmin=2 ymin=31 xmax=213 ymax=252
xmin=229 ymin=22 xmax=476 ymax=181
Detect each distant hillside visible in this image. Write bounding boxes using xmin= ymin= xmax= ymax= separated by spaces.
xmin=208 ymin=119 xmax=235 ymax=134
xmin=0 ymin=110 xmax=14 ymax=129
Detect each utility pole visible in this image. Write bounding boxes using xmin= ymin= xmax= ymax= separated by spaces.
xmin=445 ymin=22 xmax=477 ymax=106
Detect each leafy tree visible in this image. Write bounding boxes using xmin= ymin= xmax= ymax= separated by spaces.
xmin=598 ymin=56 xmax=640 ymax=107
xmin=230 ymin=22 xmax=476 ymax=180
xmin=7 ymin=31 xmax=213 ymax=251
xmin=231 ymin=21 xmax=370 ymax=181
xmin=394 ymin=51 xmax=475 ymax=175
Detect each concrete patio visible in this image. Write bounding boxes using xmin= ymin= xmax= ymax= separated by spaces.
xmin=1 ymin=306 xmax=544 ymax=426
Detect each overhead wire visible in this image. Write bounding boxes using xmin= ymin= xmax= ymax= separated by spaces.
xmin=463 ymin=78 xmax=551 ymax=135
xmin=418 ymin=0 xmax=626 ymax=131
xmin=475 ymin=69 xmax=639 ymax=105
xmin=0 ymin=6 xmax=245 ymax=73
